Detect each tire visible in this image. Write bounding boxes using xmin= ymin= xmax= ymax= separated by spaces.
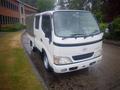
xmin=43 ymin=53 xmax=52 ymax=72
xmin=82 ymin=67 xmax=89 ymax=72
xmin=32 ymin=47 xmax=37 ymax=52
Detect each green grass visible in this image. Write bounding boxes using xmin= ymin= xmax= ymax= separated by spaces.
xmin=0 ymin=32 xmax=43 ymax=90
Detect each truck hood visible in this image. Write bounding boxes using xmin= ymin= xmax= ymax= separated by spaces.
xmin=53 ymin=33 xmax=103 ymax=60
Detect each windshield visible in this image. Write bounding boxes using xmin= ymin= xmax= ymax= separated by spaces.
xmin=53 ymin=11 xmax=100 ymax=38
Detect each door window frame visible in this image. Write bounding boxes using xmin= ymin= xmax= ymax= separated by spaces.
xmin=34 ymin=15 xmax=40 ymax=30
xmin=41 ymin=14 xmax=52 ymax=38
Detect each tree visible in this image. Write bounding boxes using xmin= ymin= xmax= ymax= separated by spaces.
xmin=21 ymin=0 xmax=37 ymax=7
xmin=69 ymin=0 xmax=104 ymax=11
xmin=37 ymin=0 xmax=55 ymax=12
xmin=69 ymin=0 xmax=85 ymax=9
xmin=103 ymin=0 xmax=120 ymax=22
xmin=92 ymin=0 xmax=103 ymax=12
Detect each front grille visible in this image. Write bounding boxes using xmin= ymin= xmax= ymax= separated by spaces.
xmin=72 ymin=52 xmax=94 ymax=61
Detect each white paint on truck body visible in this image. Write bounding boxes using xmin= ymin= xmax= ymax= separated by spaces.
xmin=26 ymin=10 xmax=103 ymax=73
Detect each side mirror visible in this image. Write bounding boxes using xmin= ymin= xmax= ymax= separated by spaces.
xmin=45 ymin=30 xmax=52 ymax=44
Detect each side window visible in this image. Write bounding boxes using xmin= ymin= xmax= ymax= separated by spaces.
xmin=42 ymin=15 xmax=52 ymax=34
xmin=35 ymin=16 xmax=40 ymax=29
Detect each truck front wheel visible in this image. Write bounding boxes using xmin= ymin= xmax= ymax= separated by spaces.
xmin=43 ymin=53 xmax=52 ymax=72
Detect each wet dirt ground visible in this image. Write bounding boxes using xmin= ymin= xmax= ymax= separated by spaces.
xmin=22 ymin=33 xmax=120 ymax=90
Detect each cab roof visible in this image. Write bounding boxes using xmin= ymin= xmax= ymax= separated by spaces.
xmin=35 ymin=10 xmax=90 ymax=16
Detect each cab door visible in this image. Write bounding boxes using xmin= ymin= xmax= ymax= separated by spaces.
xmin=34 ymin=15 xmax=42 ymax=51
xmin=40 ymin=14 xmax=53 ymax=55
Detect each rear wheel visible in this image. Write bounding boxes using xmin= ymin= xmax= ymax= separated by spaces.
xmin=32 ymin=47 xmax=37 ymax=52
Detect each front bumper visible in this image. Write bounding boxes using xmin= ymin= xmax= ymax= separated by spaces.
xmin=52 ymin=56 xmax=102 ymax=73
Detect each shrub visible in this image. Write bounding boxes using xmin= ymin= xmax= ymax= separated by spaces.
xmin=15 ymin=23 xmax=26 ymax=30
xmin=1 ymin=23 xmax=26 ymax=32
xmin=106 ymin=16 xmax=120 ymax=40
xmin=99 ymin=23 xmax=108 ymax=32
xmin=111 ymin=16 xmax=120 ymax=32
xmin=94 ymin=11 xmax=104 ymax=23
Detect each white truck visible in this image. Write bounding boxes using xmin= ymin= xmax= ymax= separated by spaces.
xmin=26 ymin=10 xmax=103 ymax=73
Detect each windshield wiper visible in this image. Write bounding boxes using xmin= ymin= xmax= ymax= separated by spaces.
xmin=88 ymin=30 xmax=100 ymax=36
xmin=62 ymin=33 xmax=86 ymax=40
xmin=70 ymin=33 xmax=86 ymax=38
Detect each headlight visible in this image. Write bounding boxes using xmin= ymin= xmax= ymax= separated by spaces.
xmin=54 ymin=56 xmax=73 ymax=65
xmin=94 ymin=49 xmax=102 ymax=57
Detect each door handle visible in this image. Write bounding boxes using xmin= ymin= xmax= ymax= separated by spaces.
xmin=40 ymin=38 xmax=43 ymax=42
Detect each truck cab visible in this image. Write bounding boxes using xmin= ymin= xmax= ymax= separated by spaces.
xmin=27 ymin=10 xmax=103 ymax=73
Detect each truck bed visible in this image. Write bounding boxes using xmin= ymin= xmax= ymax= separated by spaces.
xmin=26 ymin=14 xmax=35 ymax=37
